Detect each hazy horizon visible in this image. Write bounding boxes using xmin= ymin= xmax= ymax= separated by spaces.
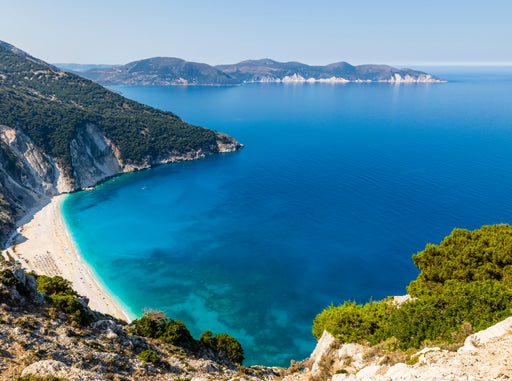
xmin=2 ymin=0 xmax=511 ymax=67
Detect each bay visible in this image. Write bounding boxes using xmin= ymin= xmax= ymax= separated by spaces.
xmin=62 ymin=67 xmax=512 ymax=366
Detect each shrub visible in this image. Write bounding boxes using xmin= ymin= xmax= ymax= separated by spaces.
xmin=34 ymin=275 xmax=77 ymax=297
xmin=0 ymin=269 xmax=30 ymax=297
xmin=34 ymin=274 xmax=92 ymax=325
xmin=49 ymin=294 xmax=92 ymax=326
xmin=132 ymin=316 xmax=196 ymax=350
xmin=200 ymin=331 xmax=244 ymax=364
xmin=312 ymin=299 xmax=393 ymax=343
xmin=137 ymin=349 xmax=159 ymax=365
xmin=313 ymin=225 xmax=512 ymax=351
xmin=199 ymin=330 xmax=216 ymax=348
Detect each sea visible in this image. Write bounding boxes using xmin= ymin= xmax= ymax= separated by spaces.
xmin=61 ymin=67 xmax=512 ymax=367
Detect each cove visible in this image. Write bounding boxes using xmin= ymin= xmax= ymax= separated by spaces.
xmin=62 ymin=67 xmax=512 ymax=366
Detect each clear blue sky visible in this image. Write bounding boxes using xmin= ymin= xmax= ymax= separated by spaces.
xmin=1 ymin=0 xmax=511 ymax=66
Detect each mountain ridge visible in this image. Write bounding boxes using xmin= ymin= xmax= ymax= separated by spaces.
xmin=79 ymin=57 xmax=240 ymax=86
xmin=59 ymin=57 xmax=445 ymax=86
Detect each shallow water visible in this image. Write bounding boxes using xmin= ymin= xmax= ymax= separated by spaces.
xmin=62 ymin=67 xmax=512 ymax=366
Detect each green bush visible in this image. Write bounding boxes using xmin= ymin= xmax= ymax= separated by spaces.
xmin=312 ymin=300 xmax=392 ymax=342
xmin=0 ymin=269 xmax=29 ymax=297
xmin=132 ymin=316 xmax=196 ymax=350
xmin=313 ymin=225 xmax=512 ymax=351
xmin=200 ymin=330 xmax=245 ymax=364
xmin=49 ymin=294 xmax=92 ymax=326
xmin=33 ymin=274 xmax=92 ymax=325
xmin=137 ymin=349 xmax=160 ymax=365
xmin=408 ymin=225 xmax=512 ymax=297
xmin=214 ymin=333 xmax=245 ymax=364
xmin=34 ymin=275 xmax=77 ymax=296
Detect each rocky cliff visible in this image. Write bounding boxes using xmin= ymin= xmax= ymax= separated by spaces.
xmin=0 ymin=40 xmax=243 ymax=244
xmin=0 ymin=264 xmax=278 ymax=380
xmin=282 ymin=318 xmax=512 ymax=381
xmin=0 ymin=120 xmax=241 ymax=244
xmin=2 ymin=264 xmax=510 ymax=380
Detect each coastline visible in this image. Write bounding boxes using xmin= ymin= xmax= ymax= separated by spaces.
xmin=3 ymin=195 xmax=130 ymax=322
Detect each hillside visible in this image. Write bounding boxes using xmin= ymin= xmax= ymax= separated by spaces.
xmin=0 ymin=41 xmax=242 ymax=244
xmin=0 ymin=263 xmax=278 ymax=380
xmin=74 ymin=57 xmax=445 ymax=86
xmin=283 ymin=225 xmax=512 ymax=380
xmin=216 ymin=59 xmax=444 ymax=83
xmin=2 ymin=227 xmax=512 ymax=380
xmin=76 ymin=57 xmax=240 ymax=86
xmin=53 ymin=63 xmax=119 ymax=74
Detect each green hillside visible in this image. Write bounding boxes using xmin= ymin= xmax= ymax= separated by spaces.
xmin=0 ymin=42 xmax=219 ymax=175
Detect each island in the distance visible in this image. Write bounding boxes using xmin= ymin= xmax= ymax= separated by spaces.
xmin=56 ymin=57 xmax=445 ymax=86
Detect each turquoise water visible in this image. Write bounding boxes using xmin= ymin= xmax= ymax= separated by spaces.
xmin=62 ymin=67 xmax=512 ymax=366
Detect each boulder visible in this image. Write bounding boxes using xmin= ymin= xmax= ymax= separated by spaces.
xmin=459 ymin=317 xmax=512 ymax=352
xmin=310 ymin=330 xmax=337 ymax=374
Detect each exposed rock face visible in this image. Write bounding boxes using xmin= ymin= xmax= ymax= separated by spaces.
xmin=0 ymin=125 xmax=60 ymax=235
xmin=22 ymin=360 xmax=109 ymax=381
xmin=0 ymin=265 xmax=279 ymax=380
xmin=0 ymin=122 xmax=242 ymax=245
xmin=70 ymin=123 xmax=123 ymax=190
xmin=282 ymin=322 xmax=512 ymax=381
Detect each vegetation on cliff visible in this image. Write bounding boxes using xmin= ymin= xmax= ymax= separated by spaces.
xmin=0 ymin=42 xmax=220 ymax=174
xmin=132 ymin=312 xmax=245 ymax=364
xmin=313 ymin=224 xmax=512 ymax=350
xmin=0 ymin=40 xmax=240 ymax=246
xmin=0 ymin=262 xmax=271 ymax=380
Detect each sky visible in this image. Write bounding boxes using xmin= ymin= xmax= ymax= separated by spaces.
xmin=1 ymin=0 xmax=511 ymax=66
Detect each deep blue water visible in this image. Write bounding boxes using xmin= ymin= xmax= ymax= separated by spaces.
xmin=62 ymin=67 xmax=512 ymax=367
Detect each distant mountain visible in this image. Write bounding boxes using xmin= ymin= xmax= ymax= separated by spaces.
xmin=54 ymin=63 xmax=119 ymax=73
xmin=77 ymin=57 xmax=445 ymax=86
xmin=216 ymin=59 xmax=445 ymax=83
xmin=80 ymin=57 xmax=240 ymax=86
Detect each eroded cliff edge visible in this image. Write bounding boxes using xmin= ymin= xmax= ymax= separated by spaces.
xmin=0 ymin=40 xmax=242 ymax=243
xmin=0 ymin=122 xmax=241 ymax=243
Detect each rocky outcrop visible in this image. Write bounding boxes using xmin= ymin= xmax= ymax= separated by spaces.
xmin=0 ymin=265 xmax=279 ymax=380
xmin=22 ymin=360 xmax=109 ymax=381
xmin=70 ymin=123 xmax=123 ymax=190
xmin=282 ymin=319 xmax=512 ymax=381
xmin=0 ymin=122 xmax=242 ymax=245
xmin=0 ymin=125 xmax=60 ymax=232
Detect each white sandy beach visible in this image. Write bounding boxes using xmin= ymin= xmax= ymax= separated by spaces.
xmin=3 ymin=195 xmax=129 ymax=321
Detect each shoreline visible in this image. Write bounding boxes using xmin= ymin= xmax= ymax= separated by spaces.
xmin=3 ymin=195 xmax=130 ymax=322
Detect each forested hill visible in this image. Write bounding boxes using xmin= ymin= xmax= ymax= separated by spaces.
xmin=0 ymin=41 xmax=235 ymax=173
xmin=0 ymin=41 xmax=241 ymax=243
